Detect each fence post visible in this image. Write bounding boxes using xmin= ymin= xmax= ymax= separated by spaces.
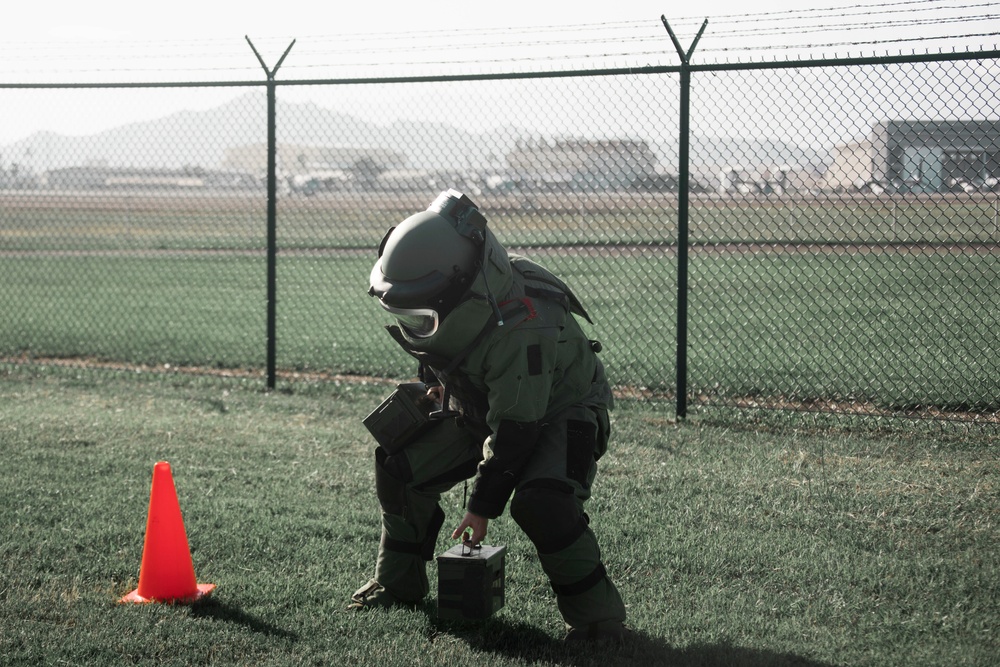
xmin=662 ymin=17 xmax=707 ymax=420
xmin=246 ymin=37 xmax=295 ymax=390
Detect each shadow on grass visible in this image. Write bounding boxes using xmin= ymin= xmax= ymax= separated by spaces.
xmin=433 ymin=615 xmax=836 ymax=667
xmin=632 ymin=637 xmax=839 ymax=667
xmin=189 ymin=598 xmax=298 ymax=640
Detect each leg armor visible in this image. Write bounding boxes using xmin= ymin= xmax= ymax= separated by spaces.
xmin=370 ymin=418 xmax=481 ymax=603
xmin=510 ymin=480 xmax=626 ymax=628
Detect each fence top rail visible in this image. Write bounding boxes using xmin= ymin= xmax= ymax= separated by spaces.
xmin=1 ymin=48 xmax=996 ymax=90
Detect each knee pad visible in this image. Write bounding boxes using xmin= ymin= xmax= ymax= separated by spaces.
xmin=510 ymin=481 xmax=589 ymax=555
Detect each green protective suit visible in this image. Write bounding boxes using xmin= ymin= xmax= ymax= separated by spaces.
xmin=370 ymin=244 xmax=626 ymax=630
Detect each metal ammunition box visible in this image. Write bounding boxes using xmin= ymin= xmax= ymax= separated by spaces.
xmin=436 ymin=543 xmax=506 ymax=621
xmin=362 ymin=382 xmax=433 ymax=453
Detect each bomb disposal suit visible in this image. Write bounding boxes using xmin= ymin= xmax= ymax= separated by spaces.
xmin=354 ymin=190 xmax=626 ymax=638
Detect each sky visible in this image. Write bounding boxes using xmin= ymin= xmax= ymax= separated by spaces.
xmin=0 ymin=1 xmax=808 ymax=80
xmin=2 ymin=0 xmax=810 ymax=43
xmin=0 ymin=0 xmax=995 ymax=146
xmin=7 ymin=0 xmax=990 ymax=77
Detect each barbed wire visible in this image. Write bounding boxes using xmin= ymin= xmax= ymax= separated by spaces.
xmin=0 ymin=0 xmax=995 ymax=80
xmin=705 ymin=14 xmax=996 ymax=40
xmin=698 ymin=0 xmax=995 ymax=24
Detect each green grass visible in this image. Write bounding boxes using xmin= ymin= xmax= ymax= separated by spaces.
xmin=0 ymin=255 xmax=267 ymax=368
xmin=1 ymin=196 xmax=997 ymax=416
xmin=0 ymin=249 xmax=996 ymax=413
xmin=3 ymin=196 xmax=998 ymax=252
xmin=688 ymin=199 xmax=1000 ymax=245
xmin=1 ymin=203 xmax=265 ymax=252
xmin=0 ymin=363 xmax=996 ymax=666
xmin=688 ymin=252 xmax=1000 ymax=410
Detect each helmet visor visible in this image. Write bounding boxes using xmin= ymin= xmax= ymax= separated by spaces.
xmin=380 ymin=303 xmax=440 ymax=338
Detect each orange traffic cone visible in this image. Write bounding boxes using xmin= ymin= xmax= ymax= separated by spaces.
xmin=120 ymin=461 xmax=216 ymax=604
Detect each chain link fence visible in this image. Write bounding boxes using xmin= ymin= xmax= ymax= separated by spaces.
xmin=687 ymin=59 xmax=999 ymax=420
xmin=1 ymin=51 xmax=997 ymax=422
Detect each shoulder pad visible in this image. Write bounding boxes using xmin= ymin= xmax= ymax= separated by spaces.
xmin=510 ymin=256 xmax=593 ymax=324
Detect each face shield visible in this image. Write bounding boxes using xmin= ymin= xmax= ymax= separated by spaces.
xmin=380 ymin=302 xmax=440 ymax=338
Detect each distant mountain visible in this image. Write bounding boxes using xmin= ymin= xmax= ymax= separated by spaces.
xmin=1 ymin=93 xmax=531 ymax=174
xmin=1 ymin=92 xmax=828 ymax=176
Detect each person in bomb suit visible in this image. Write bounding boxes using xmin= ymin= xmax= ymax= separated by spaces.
xmin=350 ymin=189 xmax=627 ymax=641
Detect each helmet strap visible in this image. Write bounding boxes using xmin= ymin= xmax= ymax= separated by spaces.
xmin=480 ymin=246 xmax=504 ymax=327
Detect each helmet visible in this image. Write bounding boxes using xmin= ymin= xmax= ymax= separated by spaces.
xmin=369 ymin=190 xmax=490 ymax=338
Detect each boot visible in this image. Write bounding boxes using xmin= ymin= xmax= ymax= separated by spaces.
xmin=346 ymin=579 xmax=416 ymax=611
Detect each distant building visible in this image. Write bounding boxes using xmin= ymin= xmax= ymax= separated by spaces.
xmin=825 ymin=140 xmax=875 ymax=192
xmin=827 ymin=120 xmax=1000 ymax=193
xmin=0 ymin=162 xmax=39 ymax=189
xmin=506 ymin=138 xmax=659 ymax=190
xmin=223 ymin=143 xmax=406 ymax=192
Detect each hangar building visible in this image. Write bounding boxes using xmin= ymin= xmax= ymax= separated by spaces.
xmin=826 ymin=120 xmax=1000 ymax=193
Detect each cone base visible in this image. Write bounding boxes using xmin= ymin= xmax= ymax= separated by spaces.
xmin=119 ymin=583 xmax=216 ymax=605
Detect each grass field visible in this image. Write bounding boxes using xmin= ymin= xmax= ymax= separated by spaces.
xmin=0 ymin=250 xmax=996 ymax=415
xmin=0 ymin=363 xmax=997 ymax=666
xmin=1 ymin=192 xmax=998 ymax=418
xmin=3 ymin=192 xmax=998 ymax=250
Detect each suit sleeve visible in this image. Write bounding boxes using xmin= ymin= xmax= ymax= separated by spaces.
xmin=466 ymin=326 xmax=556 ymax=518
xmin=467 ymin=419 xmax=541 ymax=518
